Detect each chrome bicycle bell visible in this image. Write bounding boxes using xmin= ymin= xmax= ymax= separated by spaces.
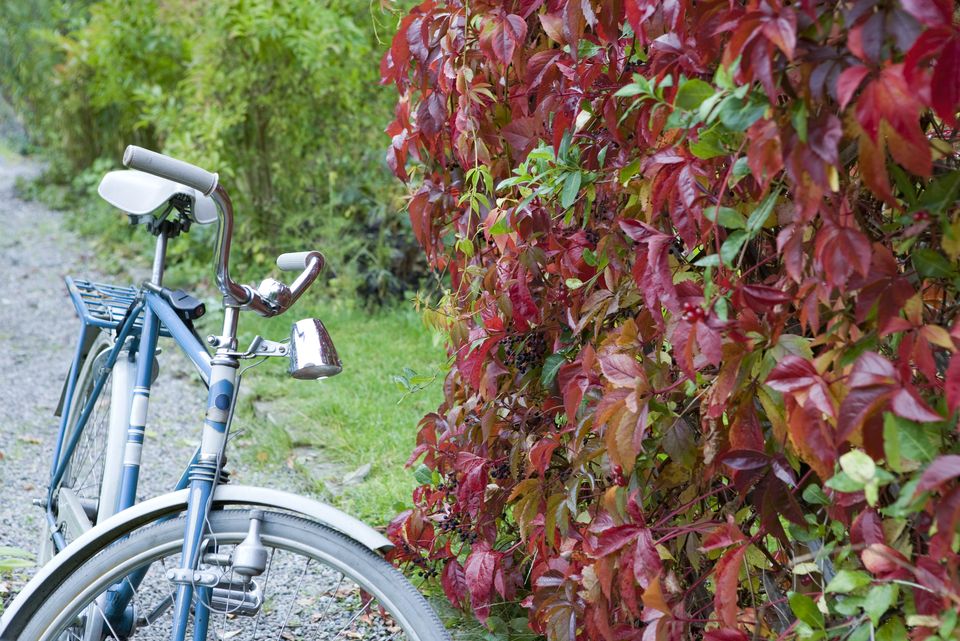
xmin=288 ymin=318 xmax=342 ymax=380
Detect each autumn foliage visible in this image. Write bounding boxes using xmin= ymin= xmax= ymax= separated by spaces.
xmin=381 ymin=0 xmax=960 ymax=639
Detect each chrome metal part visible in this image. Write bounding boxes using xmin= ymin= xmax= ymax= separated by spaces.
xmin=256 ymin=278 xmax=291 ymax=312
xmin=150 ymin=231 xmax=168 ymax=286
xmin=165 ymin=568 xmax=220 ymax=587
xmin=230 ymin=510 xmax=268 ymax=579
xmin=288 ymin=318 xmax=342 ymax=380
xmin=208 ymin=578 xmax=263 ymax=616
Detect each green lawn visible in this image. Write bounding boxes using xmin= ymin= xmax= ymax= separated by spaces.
xmin=231 ymin=302 xmax=446 ymax=525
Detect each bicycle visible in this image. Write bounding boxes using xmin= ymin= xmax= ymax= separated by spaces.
xmin=0 ymin=147 xmax=450 ymax=641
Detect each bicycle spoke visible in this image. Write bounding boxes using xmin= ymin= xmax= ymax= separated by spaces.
xmin=251 ymin=547 xmax=275 ymax=639
xmin=274 ymin=557 xmax=312 ymax=641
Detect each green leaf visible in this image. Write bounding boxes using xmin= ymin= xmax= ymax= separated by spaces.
xmin=825 ymin=569 xmax=872 ymax=594
xmin=619 ymin=158 xmax=642 ymax=184
xmin=414 ymin=463 xmax=434 ymax=485
xmin=489 ymin=216 xmax=511 ymax=236
xmin=824 ymin=471 xmax=864 ymax=493
xmin=913 ymin=248 xmax=955 ymax=280
xmin=674 ymin=78 xmax=715 ymax=111
xmin=883 ymin=413 xmax=903 ymax=473
xmin=697 ymin=91 xmax=726 ymax=124
xmin=788 ymin=591 xmax=824 ymax=629
xmin=839 ymin=450 xmax=876 ymax=484
xmin=541 ymin=353 xmax=566 ymax=387
xmin=561 ymin=172 xmax=582 ymax=209
xmin=690 ymin=131 xmax=727 ymax=159
xmin=876 ymin=617 xmax=907 ymax=641
xmin=791 ymin=102 xmax=808 ymax=143
xmin=565 ymin=278 xmax=584 ymax=290
xmin=703 ymin=206 xmax=746 ymax=229
xmin=0 ymin=558 xmax=34 ymax=571
xmin=746 ymin=190 xmax=778 ymax=235
xmin=720 ymin=230 xmax=747 ymax=266
xmin=802 ymin=484 xmax=829 ymax=505
xmin=864 ymin=583 xmax=898 ymax=626
xmin=693 ymin=254 xmax=721 ymax=267
xmin=718 ymin=95 xmax=766 ymax=131
xmin=732 ymin=157 xmax=751 ymax=180
xmin=885 ymin=413 xmax=941 ymax=472
xmin=918 ymin=171 xmax=960 ymax=213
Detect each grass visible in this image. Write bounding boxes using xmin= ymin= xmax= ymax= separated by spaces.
xmin=230 ymin=301 xmax=447 ymax=526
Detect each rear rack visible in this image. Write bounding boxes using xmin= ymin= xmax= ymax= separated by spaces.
xmin=66 ymin=277 xmax=171 ymax=337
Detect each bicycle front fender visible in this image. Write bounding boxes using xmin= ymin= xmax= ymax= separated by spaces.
xmin=1 ymin=485 xmax=393 ymax=640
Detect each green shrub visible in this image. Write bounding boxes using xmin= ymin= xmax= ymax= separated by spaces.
xmin=0 ymin=0 xmax=425 ymax=302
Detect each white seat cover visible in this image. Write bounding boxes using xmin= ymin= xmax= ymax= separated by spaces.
xmin=97 ymin=169 xmax=218 ymax=224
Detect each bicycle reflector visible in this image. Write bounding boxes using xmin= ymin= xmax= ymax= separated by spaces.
xmin=288 ymin=318 xmax=342 ymax=380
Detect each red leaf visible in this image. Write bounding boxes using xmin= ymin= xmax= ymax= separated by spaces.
xmin=854 ymin=64 xmax=931 ymax=177
xmin=915 ymin=455 xmax=960 ymax=495
xmin=850 ymin=509 xmax=885 ymax=546
xmin=837 ymin=64 xmax=870 ymax=110
xmin=946 ymin=352 xmax=960 ymax=413
xmin=889 ymin=388 xmax=942 ymax=423
xmin=632 ymin=527 xmax=662 ymax=589
xmin=814 ymin=223 xmax=872 ymax=290
xmin=599 ymin=352 xmax=643 ymax=387
xmin=787 ymin=398 xmax=837 ymax=480
xmin=529 ymin=437 xmax=559 ymax=476
xmin=442 ymin=558 xmax=469 ymax=608
xmin=696 ymin=322 xmax=723 ymax=368
xmin=739 ymin=284 xmax=791 ymax=314
xmin=480 ymin=13 xmax=528 ymax=66
xmin=705 ymin=631 xmax=749 ymax=641
xmin=591 ymin=524 xmax=642 ymax=557
xmin=700 ymin=517 xmax=748 ymax=552
xmin=766 ymin=356 xmax=835 ymax=418
xmin=931 ymin=33 xmax=960 ymax=127
xmin=746 ymin=119 xmax=784 ymax=191
xmin=900 ymin=0 xmax=953 ymax=27
xmin=721 ymin=449 xmax=770 ymax=471
xmin=861 ymin=543 xmax=910 ymax=580
xmin=464 ymin=542 xmax=499 ymax=622
xmin=624 ymin=0 xmax=657 ymax=43
xmin=714 ymin=545 xmax=747 ymax=628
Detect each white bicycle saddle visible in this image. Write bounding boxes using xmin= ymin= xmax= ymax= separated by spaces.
xmin=98 ymin=169 xmax=218 ymax=224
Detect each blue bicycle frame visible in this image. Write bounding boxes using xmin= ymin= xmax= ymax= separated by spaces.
xmin=47 ymin=228 xmax=241 ymax=640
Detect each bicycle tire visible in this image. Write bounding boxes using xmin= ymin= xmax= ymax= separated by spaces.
xmin=20 ymin=510 xmax=450 ymax=641
xmin=41 ymin=332 xmax=118 ymax=560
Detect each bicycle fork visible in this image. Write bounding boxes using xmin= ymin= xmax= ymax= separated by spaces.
xmin=168 ymin=306 xmax=242 ymax=641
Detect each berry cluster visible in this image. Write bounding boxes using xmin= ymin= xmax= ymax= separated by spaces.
xmin=439 ymin=512 xmax=479 ymax=544
xmin=610 ymin=464 xmax=628 ymax=487
xmin=913 ymin=210 xmax=931 ymax=222
xmin=489 ymin=461 xmax=511 ymax=480
xmin=681 ymin=301 xmax=706 ymax=324
xmin=502 ymin=333 xmax=547 ymax=374
xmin=585 ymin=229 xmax=600 ymax=245
xmin=399 ymin=542 xmax=438 ymax=578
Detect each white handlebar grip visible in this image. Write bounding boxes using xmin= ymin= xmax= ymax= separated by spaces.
xmin=277 ymin=251 xmax=322 ymax=272
xmin=123 ymin=145 xmax=219 ymax=195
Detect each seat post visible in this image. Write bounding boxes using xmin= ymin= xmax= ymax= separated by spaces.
xmin=151 ymin=229 xmax=168 ymax=286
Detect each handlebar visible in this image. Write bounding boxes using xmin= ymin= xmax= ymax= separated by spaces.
xmin=123 ymin=145 xmax=219 ymax=195
xmin=122 ymin=145 xmax=323 ymax=318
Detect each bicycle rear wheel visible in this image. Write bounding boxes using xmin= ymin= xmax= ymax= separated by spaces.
xmin=41 ymin=332 xmax=130 ymax=561
xmin=20 ymin=510 xmax=449 ymax=641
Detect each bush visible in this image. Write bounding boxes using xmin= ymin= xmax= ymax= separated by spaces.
xmin=383 ymin=1 xmax=960 ymax=640
xmin=0 ymin=0 xmax=426 ymax=302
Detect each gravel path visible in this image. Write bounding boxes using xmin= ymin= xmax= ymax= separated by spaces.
xmin=0 ymin=153 xmax=312 ymax=603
